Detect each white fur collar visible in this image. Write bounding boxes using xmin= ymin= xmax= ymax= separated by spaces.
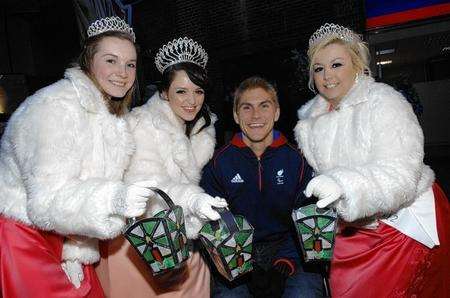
xmin=65 ymin=67 xmax=108 ymax=114
xmin=298 ymin=75 xmax=374 ymax=120
xmin=136 ymin=92 xmax=216 ymax=181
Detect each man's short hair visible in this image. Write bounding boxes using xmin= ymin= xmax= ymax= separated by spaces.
xmin=233 ymin=76 xmax=278 ymax=112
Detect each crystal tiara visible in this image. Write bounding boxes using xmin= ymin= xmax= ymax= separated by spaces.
xmin=309 ymin=23 xmax=361 ymax=48
xmin=155 ymin=37 xmax=208 ymax=74
xmin=87 ymin=16 xmax=135 ymax=42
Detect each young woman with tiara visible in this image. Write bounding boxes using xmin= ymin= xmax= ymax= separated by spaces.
xmin=95 ymin=37 xmax=227 ymax=297
xmin=0 ymin=16 xmax=155 ymax=297
xmin=295 ymin=23 xmax=450 ymax=297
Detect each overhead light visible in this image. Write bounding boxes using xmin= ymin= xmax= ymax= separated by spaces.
xmin=376 ymin=60 xmax=392 ymax=65
xmin=443 ymin=46 xmax=450 ymax=52
xmin=376 ymin=48 xmax=395 ymax=55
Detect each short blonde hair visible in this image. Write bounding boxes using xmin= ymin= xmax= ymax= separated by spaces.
xmin=307 ymin=33 xmax=370 ymax=92
xmin=234 ymin=76 xmax=278 ymax=112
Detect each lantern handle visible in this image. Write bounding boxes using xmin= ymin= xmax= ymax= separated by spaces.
xmin=212 ymin=207 xmax=239 ymax=234
xmin=126 ymin=187 xmax=175 ymax=226
xmin=149 ymin=187 xmax=175 ymax=209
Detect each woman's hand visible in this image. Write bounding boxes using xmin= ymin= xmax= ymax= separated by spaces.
xmin=111 ymin=180 xmax=156 ymax=218
xmin=188 ymin=194 xmax=228 ymax=220
xmin=305 ymin=175 xmax=343 ymax=208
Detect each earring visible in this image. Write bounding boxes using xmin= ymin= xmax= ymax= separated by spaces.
xmin=354 ymin=72 xmax=360 ymax=84
xmin=309 ymin=83 xmax=318 ymax=94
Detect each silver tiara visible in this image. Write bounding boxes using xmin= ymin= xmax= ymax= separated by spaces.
xmin=309 ymin=23 xmax=361 ymax=48
xmin=155 ymin=37 xmax=208 ymax=73
xmin=87 ymin=16 xmax=135 ymax=42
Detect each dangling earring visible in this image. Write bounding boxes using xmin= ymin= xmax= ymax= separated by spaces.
xmin=309 ymin=83 xmax=318 ymax=94
xmin=354 ymin=72 xmax=360 ymax=84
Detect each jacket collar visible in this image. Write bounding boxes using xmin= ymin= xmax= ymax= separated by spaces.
xmin=231 ymin=130 xmax=287 ymax=148
xmin=65 ymin=67 xmax=109 ymax=114
xmin=298 ymin=75 xmax=374 ymax=120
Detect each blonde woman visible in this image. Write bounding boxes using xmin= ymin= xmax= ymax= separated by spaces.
xmin=295 ymin=23 xmax=449 ymax=297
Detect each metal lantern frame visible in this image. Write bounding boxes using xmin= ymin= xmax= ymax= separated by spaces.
xmin=199 ymin=208 xmax=254 ymax=281
xmin=124 ymin=188 xmax=189 ymax=275
xmin=292 ymin=203 xmax=337 ymax=262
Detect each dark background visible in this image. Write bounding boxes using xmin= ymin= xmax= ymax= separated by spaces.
xmin=1 ymin=0 xmax=449 ymax=193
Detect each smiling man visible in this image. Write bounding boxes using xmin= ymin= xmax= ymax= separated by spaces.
xmin=200 ymin=76 xmax=325 ymax=297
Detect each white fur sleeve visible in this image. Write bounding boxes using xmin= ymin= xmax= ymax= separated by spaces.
xmin=124 ymin=121 xmax=206 ymax=239
xmin=19 ymin=103 xmax=126 ymax=239
xmin=325 ymin=88 xmax=427 ymax=222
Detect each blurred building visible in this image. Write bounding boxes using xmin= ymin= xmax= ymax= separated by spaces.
xmin=365 ymin=0 xmax=450 ymax=192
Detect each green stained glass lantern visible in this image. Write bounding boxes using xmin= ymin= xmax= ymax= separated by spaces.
xmin=199 ymin=208 xmax=254 ymax=281
xmin=292 ymin=204 xmax=337 ymax=262
xmin=124 ymin=188 xmax=189 ymax=275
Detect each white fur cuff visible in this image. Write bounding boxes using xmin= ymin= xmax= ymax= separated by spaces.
xmin=184 ymin=215 xmax=204 ymax=239
xmin=62 ymin=237 xmax=100 ymax=265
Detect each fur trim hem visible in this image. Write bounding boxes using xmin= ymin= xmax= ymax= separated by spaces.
xmin=62 ymin=237 xmax=100 ymax=264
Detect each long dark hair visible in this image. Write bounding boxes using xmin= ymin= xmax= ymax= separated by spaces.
xmin=78 ymin=31 xmax=138 ymax=116
xmin=159 ymin=62 xmax=211 ymax=137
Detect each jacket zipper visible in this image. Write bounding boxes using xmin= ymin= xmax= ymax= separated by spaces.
xmin=257 ymin=157 xmax=262 ymax=191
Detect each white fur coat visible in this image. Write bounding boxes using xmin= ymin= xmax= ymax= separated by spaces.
xmin=125 ymin=92 xmax=216 ymax=239
xmin=0 ymin=67 xmax=134 ymax=263
xmin=294 ymin=75 xmax=434 ymax=223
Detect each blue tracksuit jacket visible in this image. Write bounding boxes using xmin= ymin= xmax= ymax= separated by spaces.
xmin=200 ymin=131 xmax=314 ymax=265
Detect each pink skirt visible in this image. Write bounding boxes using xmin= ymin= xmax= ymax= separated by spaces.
xmin=330 ymin=183 xmax=450 ymax=297
xmin=0 ymin=216 xmax=104 ymax=298
xmin=96 ymin=236 xmax=210 ymax=297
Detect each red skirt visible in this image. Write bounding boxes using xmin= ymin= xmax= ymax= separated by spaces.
xmin=0 ymin=216 xmax=104 ymax=298
xmin=330 ymin=184 xmax=450 ymax=298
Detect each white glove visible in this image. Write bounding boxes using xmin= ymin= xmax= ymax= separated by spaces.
xmin=112 ymin=180 xmax=156 ymax=218
xmin=61 ymin=260 xmax=84 ymax=288
xmin=305 ymin=175 xmax=343 ymax=208
xmin=188 ymin=194 xmax=228 ymax=221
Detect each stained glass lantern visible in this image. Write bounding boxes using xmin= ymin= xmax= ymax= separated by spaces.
xmin=124 ymin=188 xmax=189 ymax=275
xmin=292 ymin=204 xmax=337 ymax=262
xmin=199 ymin=208 xmax=254 ymax=281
